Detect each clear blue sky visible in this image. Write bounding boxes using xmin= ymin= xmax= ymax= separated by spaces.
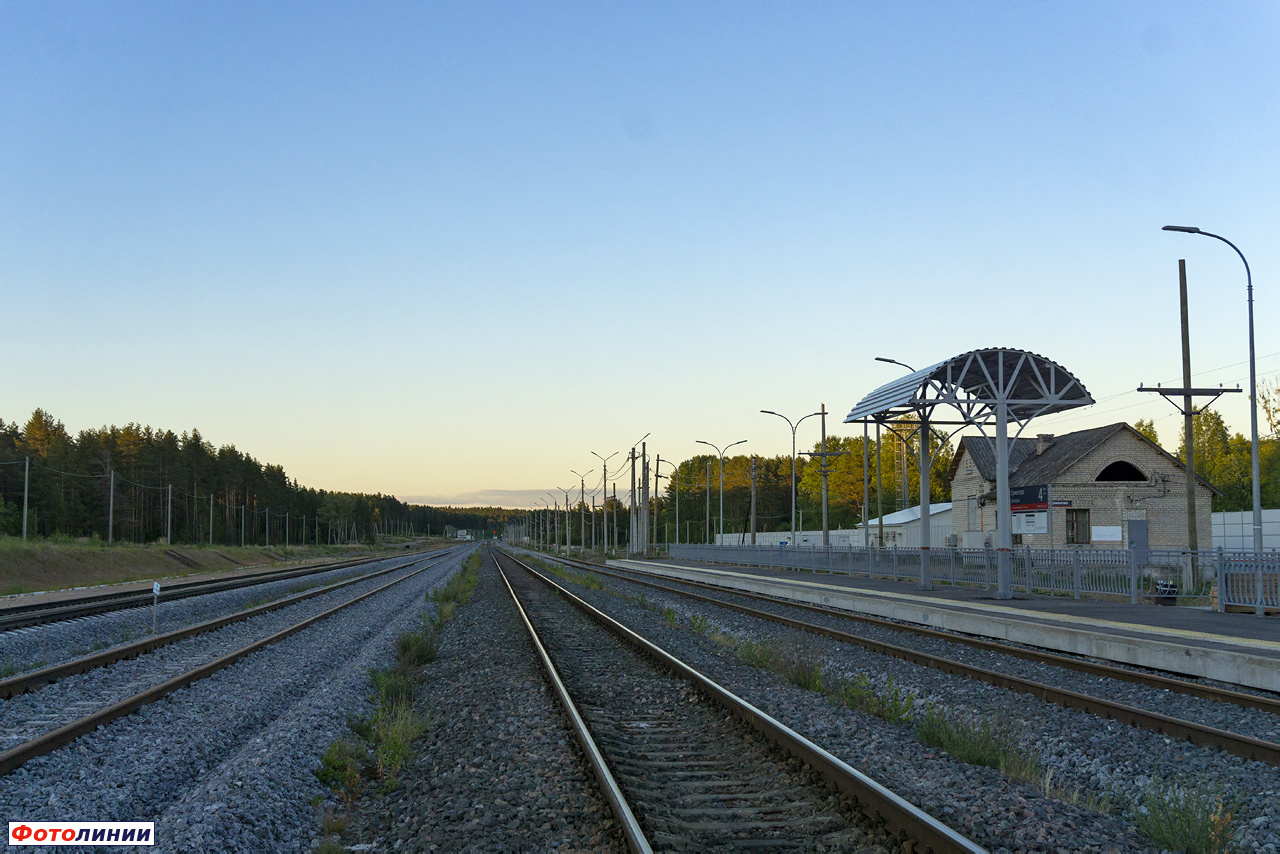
xmin=3 ymin=3 xmax=1278 ymax=506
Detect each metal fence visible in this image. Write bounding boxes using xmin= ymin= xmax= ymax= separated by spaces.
xmin=667 ymin=543 xmax=1280 ymax=614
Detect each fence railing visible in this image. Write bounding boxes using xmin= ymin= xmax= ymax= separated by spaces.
xmin=666 ymin=543 xmax=1280 ymax=614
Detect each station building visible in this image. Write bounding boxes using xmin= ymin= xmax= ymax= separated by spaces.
xmin=948 ymin=422 xmax=1216 ymax=551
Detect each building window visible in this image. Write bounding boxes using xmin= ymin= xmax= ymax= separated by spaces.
xmin=1096 ymin=461 xmax=1146 ymax=482
xmin=1066 ymin=509 xmax=1091 ymax=544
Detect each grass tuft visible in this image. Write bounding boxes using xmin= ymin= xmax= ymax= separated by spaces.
xmin=830 ymin=673 xmax=916 ymax=724
xmin=914 ymin=705 xmax=1041 ymax=781
xmin=734 ymin=638 xmax=778 ymax=669
xmin=372 ymin=702 xmax=429 ymax=787
xmin=1137 ymin=778 xmax=1238 ymax=854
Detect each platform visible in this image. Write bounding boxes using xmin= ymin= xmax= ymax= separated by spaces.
xmin=608 ymin=557 xmax=1280 ymax=694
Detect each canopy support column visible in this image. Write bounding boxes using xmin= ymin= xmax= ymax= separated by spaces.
xmin=995 ymin=401 xmax=1013 ymax=599
xmin=918 ymin=413 xmax=933 ymax=590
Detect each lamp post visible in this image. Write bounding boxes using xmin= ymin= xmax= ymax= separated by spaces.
xmin=695 ymin=439 xmax=746 ymax=544
xmin=875 ymin=356 xmax=939 ymax=589
xmin=1162 ymin=225 xmax=1262 ymax=556
xmin=591 ymin=450 xmax=618 ymax=553
xmin=546 ymin=493 xmax=559 ymax=553
xmin=761 ymin=409 xmax=822 ymax=546
xmin=571 ymin=468 xmax=593 ymax=552
xmin=657 ymin=458 xmax=679 ymax=544
xmin=537 ymin=498 xmax=550 ymax=551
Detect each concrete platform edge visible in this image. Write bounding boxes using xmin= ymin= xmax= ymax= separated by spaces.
xmin=608 ymin=559 xmax=1280 ymax=694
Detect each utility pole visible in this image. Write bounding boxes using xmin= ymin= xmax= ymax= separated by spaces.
xmin=1137 ymin=258 xmax=1239 ymax=590
xmin=209 ymin=494 xmax=214 ymax=546
xmin=108 ymin=469 xmax=114 ymax=544
xmin=167 ymin=484 xmax=172 ymax=545
xmin=629 ymin=448 xmax=637 ymax=555
xmin=799 ymin=404 xmax=848 ymax=548
xmin=750 ymin=456 xmax=757 ymax=545
xmin=22 ymin=456 xmax=29 ymax=542
xmin=640 ymin=443 xmax=649 ymax=557
xmin=241 ymin=504 xmax=245 ymax=548
xmin=654 ymin=454 xmax=662 ymax=553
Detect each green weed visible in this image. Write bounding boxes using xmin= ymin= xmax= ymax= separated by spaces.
xmin=735 ymin=639 xmax=778 ymax=669
xmin=914 ymin=705 xmax=1040 ymax=780
xmin=370 ymin=667 xmax=417 ymax=707
xmin=831 ymin=673 xmax=916 ymax=724
xmin=690 ymin=614 xmax=710 ymax=635
xmin=1137 ymin=779 xmax=1238 ymax=854
xmin=373 ymin=703 xmax=429 ymax=788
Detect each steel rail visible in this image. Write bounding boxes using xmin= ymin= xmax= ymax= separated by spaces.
xmin=587 ymin=557 xmax=1280 ymax=713
xmin=494 ymin=552 xmax=651 ymax=854
xmin=0 ymin=547 xmax=440 ymax=633
xmin=0 ymin=548 xmax=459 ymax=699
xmin=584 ymin=558 xmax=1280 ymax=714
xmin=496 ymin=549 xmax=984 ymax=854
xmin=542 ymin=554 xmax=1280 ymax=767
xmin=0 ymin=549 xmax=463 ymax=776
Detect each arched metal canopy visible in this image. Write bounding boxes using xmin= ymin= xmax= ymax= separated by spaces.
xmin=844 ymin=348 xmax=1093 ymax=426
xmin=843 ymin=347 xmax=1094 ymax=598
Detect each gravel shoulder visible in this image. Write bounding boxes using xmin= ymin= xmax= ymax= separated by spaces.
xmin=0 ymin=548 xmax=475 ymax=853
xmin=529 ymin=553 xmax=1269 ymax=853
xmin=338 ymin=550 xmax=625 ymax=853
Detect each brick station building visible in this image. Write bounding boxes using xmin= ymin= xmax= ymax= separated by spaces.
xmin=948 ymin=422 xmax=1217 ymax=551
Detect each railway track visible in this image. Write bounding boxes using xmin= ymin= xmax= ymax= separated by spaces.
xmin=0 ymin=546 xmax=441 ymax=633
xmin=534 ymin=552 xmax=1280 ymax=767
xmin=0 ymin=547 xmax=463 ymax=700
xmin=493 ymin=547 xmax=983 ymax=854
xmin=0 ymin=547 xmax=467 ymax=776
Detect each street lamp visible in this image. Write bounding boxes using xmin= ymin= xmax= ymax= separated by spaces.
xmin=695 ymin=438 xmax=746 ymax=544
xmin=1163 ymin=225 xmax=1262 ymax=555
xmin=546 ymin=493 xmax=559 ymax=553
xmin=656 ymin=458 xmax=679 ymax=544
xmin=761 ymin=409 xmax=822 ymax=545
xmin=571 ymin=468 xmax=593 ymax=552
xmin=591 ymin=450 xmax=618 ymax=552
xmin=537 ymin=498 xmax=550 ymax=551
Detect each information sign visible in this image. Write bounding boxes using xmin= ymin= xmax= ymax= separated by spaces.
xmin=1010 ymin=485 xmax=1048 ymax=512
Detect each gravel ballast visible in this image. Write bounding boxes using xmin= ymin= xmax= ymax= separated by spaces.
xmin=0 ymin=546 xmax=475 ymax=853
xmin=0 ymin=549 xmax=453 ymax=678
xmin=525 ymin=551 xmax=1280 ymax=852
xmin=339 ymin=550 xmax=625 ymax=853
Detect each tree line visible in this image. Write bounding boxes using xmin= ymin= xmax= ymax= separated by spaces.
xmin=657 ymin=420 xmax=954 ymax=542
xmin=0 ymin=410 xmax=519 ymax=545
xmin=1137 ymin=403 xmax=1280 ymax=513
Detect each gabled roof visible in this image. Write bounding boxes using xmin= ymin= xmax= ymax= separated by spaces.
xmin=948 ymin=422 xmax=1221 ymax=495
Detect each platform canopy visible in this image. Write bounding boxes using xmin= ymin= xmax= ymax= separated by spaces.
xmin=843 ymin=347 xmax=1093 ymax=427
xmin=843 ymin=347 xmax=1094 ymax=598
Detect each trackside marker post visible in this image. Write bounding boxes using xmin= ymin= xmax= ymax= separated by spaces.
xmin=152 ymin=582 xmax=160 ymax=635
